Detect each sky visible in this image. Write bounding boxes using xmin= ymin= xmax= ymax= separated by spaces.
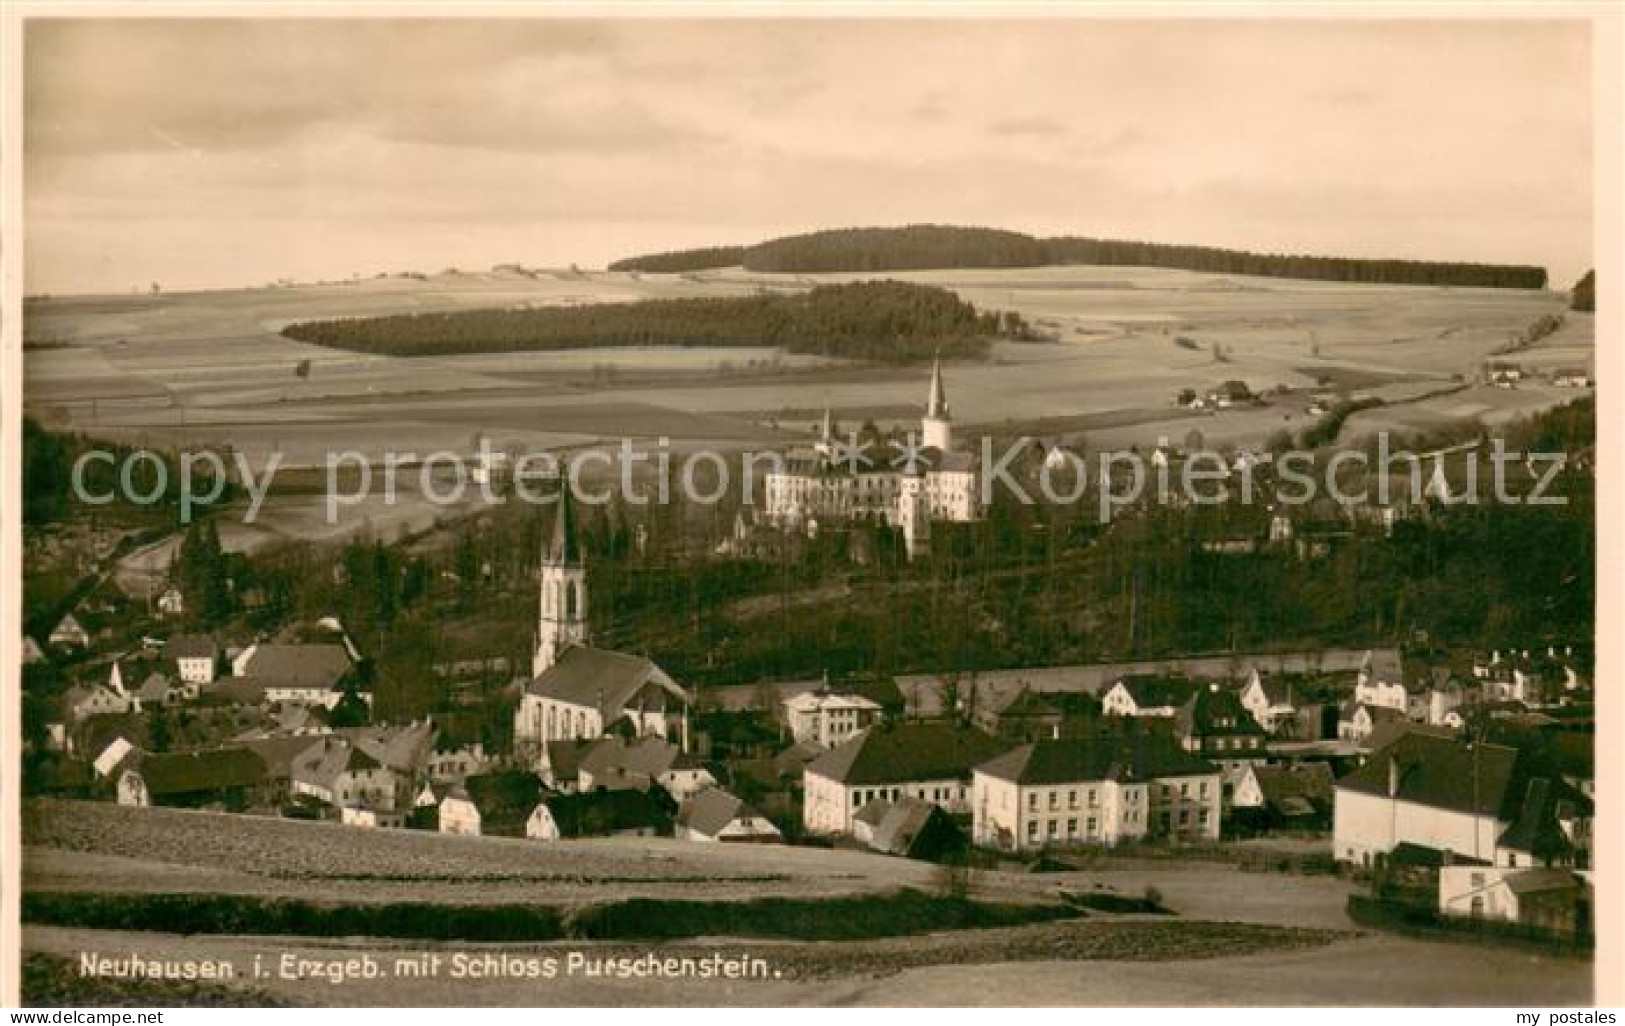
xmin=24 ymin=16 xmax=1595 ymax=294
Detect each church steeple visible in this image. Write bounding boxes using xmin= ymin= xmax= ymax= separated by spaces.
xmin=534 ymin=478 xmax=588 ymax=676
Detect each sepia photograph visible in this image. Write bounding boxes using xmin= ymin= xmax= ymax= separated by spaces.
xmin=1 ymin=5 xmax=1618 ymax=1011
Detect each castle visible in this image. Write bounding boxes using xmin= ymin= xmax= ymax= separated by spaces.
xmin=762 ymin=357 xmax=981 ymax=559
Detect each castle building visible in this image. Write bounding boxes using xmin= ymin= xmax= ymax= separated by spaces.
xmin=763 ymin=357 xmax=980 ymax=558
xmin=513 ymin=483 xmax=691 ymax=761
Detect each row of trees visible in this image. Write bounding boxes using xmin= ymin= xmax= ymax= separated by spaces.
xmin=610 ymin=224 xmax=1549 ymax=289
xmin=21 ymin=416 xmax=236 ymax=528
xmin=283 ymin=281 xmax=1032 ymax=364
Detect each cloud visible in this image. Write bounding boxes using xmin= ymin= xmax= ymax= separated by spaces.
xmin=989 ymin=116 xmax=1065 ymax=139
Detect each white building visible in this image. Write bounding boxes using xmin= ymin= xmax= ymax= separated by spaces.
xmin=763 ymin=359 xmax=980 ymax=559
xmin=1333 ymin=732 xmax=1592 ymax=871
xmin=972 ymin=733 xmax=1221 ymax=851
xmin=782 ymin=690 xmax=884 ymax=749
xmin=801 ymin=722 xmax=1007 ymax=836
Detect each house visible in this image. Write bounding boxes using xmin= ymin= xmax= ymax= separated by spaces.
xmin=1550 ymin=369 xmax=1593 ymax=389
xmin=972 ymin=731 xmax=1221 ymax=851
xmin=21 ymin=635 xmax=47 ymax=665
xmin=576 ymin=735 xmax=716 ymax=802
xmin=1206 ymin=380 xmax=1253 ymax=408
xmin=168 ymin=634 xmax=219 ymax=686
xmin=290 ymin=737 xmax=401 ymax=812
xmin=154 ymin=585 xmax=185 ymax=617
xmin=49 ymin=613 xmax=90 ymax=650
xmin=974 ymin=685 xmax=1065 ymax=743
xmin=92 ymin=736 xmax=137 ymax=779
xmin=781 ymin=690 xmax=885 ymax=750
xmin=427 ymin=737 xmax=487 ymax=785
xmin=855 ymin=796 xmax=966 ymax=862
xmin=437 ymin=771 xmax=547 ymax=838
xmin=1174 ymin=684 xmax=1267 ymax=771
xmin=1333 ymin=732 xmax=1592 ymax=871
xmin=1237 ymin=671 xmax=1299 ymax=733
xmin=802 ymin=722 xmax=1007 ymax=835
xmin=1230 ymin=763 xmax=1335 ymax=830
xmin=117 ymin=747 xmax=269 ymax=810
xmin=1338 ymin=701 xmax=1407 ymax=745
xmin=529 ymin=788 xmax=673 ymax=841
xmin=538 ymin=737 xmax=591 ymax=792
xmin=131 ymin=670 xmax=182 ymax=709
xmin=60 ymin=683 xmax=132 ymax=727
xmin=235 ymin=643 xmax=357 ymax=707
xmin=676 ymin=787 xmax=782 ymax=843
xmin=1438 ymin=866 xmax=1592 ymax=938
xmin=1100 ymin=674 xmax=1200 ymax=718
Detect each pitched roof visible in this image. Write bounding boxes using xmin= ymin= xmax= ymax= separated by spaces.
xmin=292 ymin=738 xmax=382 ymax=788
xmin=1503 ymin=868 xmax=1588 ymax=896
xmin=240 ymin=644 xmax=353 ymax=689
xmin=239 ymin=734 xmax=327 ymax=778
xmin=167 ymin=634 xmax=218 ymax=660
xmin=460 ymin=770 xmax=547 ymax=826
xmin=806 ymin=723 xmax=1008 ymax=786
xmin=994 ymin=686 xmax=1062 ymax=720
xmin=1250 ymin=763 xmax=1334 ymax=806
xmin=975 ymin=732 xmax=1217 ymax=786
xmin=1176 ymin=685 xmax=1264 ymax=738
xmin=1336 ymin=733 xmax=1519 ymax=817
xmin=134 ymin=672 xmax=173 ymax=703
xmin=870 ymin=797 xmax=954 ymax=857
xmin=540 ymin=788 xmax=671 ymax=837
xmin=1495 ymin=778 xmax=1576 ymax=860
xmin=676 ymin=787 xmax=763 ymax=837
xmin=136 ymin=748 xmax=267 ymax=795
xmin=1111 ymin=674 xmax=1199 ymax=710
xmin=852 ymin=798 xmax=893 ymax=828
xmin=578 ymin=735 xmax=687 ymax=786
xmin=525 ymin=645 xmax=688 ymax=719
xmin=544 ymin=738 xmax=591 ymax=781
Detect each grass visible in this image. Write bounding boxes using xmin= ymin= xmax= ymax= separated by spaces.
xmin=23 ymin=889 xmax=1074 ymax=943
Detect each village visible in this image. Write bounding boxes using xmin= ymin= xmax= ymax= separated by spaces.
xmin=20 ymin=375 xmax=1597 ymax=951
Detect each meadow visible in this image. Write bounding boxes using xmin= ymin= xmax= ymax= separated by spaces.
xmin=23 ymin=265 xmax=1591 ymax=545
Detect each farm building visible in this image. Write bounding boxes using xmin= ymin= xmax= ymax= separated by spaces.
xmin=117 ymin=747 xmax=270 ymax=811
xmin=676 ymin=787 xmax=782 ymax=843
xmin=529 ymin=789 xmax=673 ymax=841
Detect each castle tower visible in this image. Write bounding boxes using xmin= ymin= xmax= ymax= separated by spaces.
xmin=922 ymin=355 xmax=951 ymax=452
xmin=900 ymin=465 xmax=932 ymax=561
xmin=814 ymin=405 xmax=835 ymax=459
xmin=533 ymin=479 xmax=589 ymax=676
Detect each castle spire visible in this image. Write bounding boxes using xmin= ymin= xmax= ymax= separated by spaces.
xmin=821 ymin=405 xmax=833 ymax=442
xmin=926 ymin=353 xmax=948 ymax=419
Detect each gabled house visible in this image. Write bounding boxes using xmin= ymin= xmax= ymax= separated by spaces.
xmin=1338 ymin=701 xmax=1406 ymax=745
xmin=1438 ymin=866 xmax=1591 ymax=938
xmin=1333 ymin=732 xmax=1592 ymax=871
xmin=167 ymin=634 xmax=219 ymax=686
xmin=576 ymin=735 xmax=715 ymax=802
xmin=781 ymin=690 xmax=884 ymax=750
xmin=235 ymin=643 xmax=358 ymax=708
xmin=49 ymin=613 xmax=90 ymax=651
xmin=1237 ymin=671 xmax=1299 ymax=733
xmin=1230 ymin=762 xmax=1335 ymax=829
xmin=676 ymin=787 xmax=782 ymax=844
xmin=529 ymin=788 xmax=673 ymax=841
xmin=974 ymin=685 xmax=1065 ymax=743
xmin=1100 ymin=674 xmax=1200 ymax=718
xmin=117 ymin=747 xmax=269 ymax=810
xmin=802 ymin=722 xmax=1007 ymax=835
xmin=1174 ymin=684 xmax=1267 ymax=771
xmin=855 ymin=796 xmax=966 ymax=862
xmin=290 ymin=737 xmax=401 ymax=812
xmin=437 ymin=771 xmax=547 ymax=838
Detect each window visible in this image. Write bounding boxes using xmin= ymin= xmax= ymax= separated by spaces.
xmin=1200 ymin=781 xmax=1210 ymax=798
xmin=1068 ymin=790 xmax=1078 ymax=809
xmin=1087 ymin=817 xmax=1097 ymax=834
xmin=1048 ymin=820 xmax=1059 ymax=838
xmin=1027 ymin=821 xmax=1038 ymax=840
xmin=1048 ymin=791 xmax=1059 ymax=810
xmin=1067 ymin=818 xmax=1078 ymax=837
xmin=1028 ymin=792 xmax=1038 ymax=810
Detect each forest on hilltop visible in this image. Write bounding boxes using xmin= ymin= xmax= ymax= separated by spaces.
xmin=611 ymin=224 xmax=1549 ymax=289
xmin=282 ymin=280 xmax=1033 ymax=363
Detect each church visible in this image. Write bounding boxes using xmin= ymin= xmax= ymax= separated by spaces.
xmin=762 ymin=357 xmax=981 ymax=559
xmin=512 ymin=483 xmax=692 ymax=761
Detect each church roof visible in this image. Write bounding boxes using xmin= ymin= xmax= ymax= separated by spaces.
xmin=525 ymin=645 xmax=689 ymax=719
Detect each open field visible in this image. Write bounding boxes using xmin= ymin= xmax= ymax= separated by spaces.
xmin=25 ymin=266 xmax=1590 ymax=544
xmin=20 ymin=800 xmax=1592 ymax=1005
